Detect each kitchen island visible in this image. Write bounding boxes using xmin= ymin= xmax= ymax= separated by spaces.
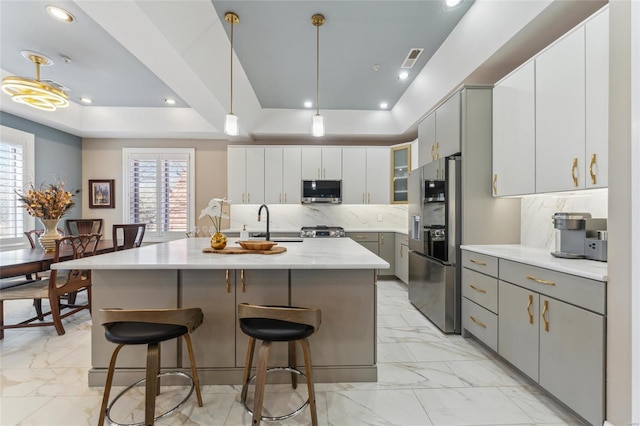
xmin=53 ymin=237 xmax=388 ymax=386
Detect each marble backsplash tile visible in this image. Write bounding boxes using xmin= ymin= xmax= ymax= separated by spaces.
xmin=521 ymin=189 xmax=608 ymax=250
xmin=230 ymin=204 xmax=408 ymax=232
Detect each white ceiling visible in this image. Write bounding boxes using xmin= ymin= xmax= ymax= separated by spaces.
xmin=0 ymin=0 xmax=607 ymax=143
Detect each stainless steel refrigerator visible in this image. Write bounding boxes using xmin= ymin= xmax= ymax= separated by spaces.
xmin=408 ymin=155 xmax=461 ymax=334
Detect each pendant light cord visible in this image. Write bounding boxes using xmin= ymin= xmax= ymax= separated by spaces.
xmin=316 ymin=23 xmax=320 ymax=116
xmin=229 ymin=20 xmax=234 ymax=114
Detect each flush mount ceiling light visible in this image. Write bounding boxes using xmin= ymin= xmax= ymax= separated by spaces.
xmin=1 ymin=51 xmax=69 ymax=111
xmin=380 ymin=102 xmax=389 ymax=109
xmin=224 ymin=12 xmax=239 ymax=136
xmin=164 ymin=98 xmax=177 ymax=105
xmin=311 ymin=13 xmax=325 ymax=138
xmin=398 ymin=71 xmax=409 ymax=80
xmin=46 ymin=5 xmax=75 ymax=23
xmin=304 ymin=100 xmax=313 ymax=108
xmin=443 ymin=0 xmax=463 ymax=10
xmin=80 ymin=97 xmax=92 ymax=104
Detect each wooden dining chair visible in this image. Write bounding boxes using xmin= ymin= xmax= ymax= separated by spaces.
xmin=24 ymin=228 xmax=65 ymax=249
xmin=112 ymin=224 xmax=146 ymax=251
xmin=66 ymin=218 xmax=104 ymax=236
xmin=0 ymin=233 xmax=101 ymax=339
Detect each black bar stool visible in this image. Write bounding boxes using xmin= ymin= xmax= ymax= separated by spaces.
xmin=238 ymin=303 xmax=322 ymax=426
xmin=98 ymin=308 xmax=204 ymax=426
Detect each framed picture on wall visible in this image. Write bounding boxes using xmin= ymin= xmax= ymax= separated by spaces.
xmin=88 ymin=179 xmax=115 ymax=208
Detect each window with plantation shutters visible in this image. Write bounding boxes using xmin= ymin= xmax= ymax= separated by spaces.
xmin=0 ymin=126 xmax=35 ymax=246
xmin=123 ymin=148 xmax=194 ymax=240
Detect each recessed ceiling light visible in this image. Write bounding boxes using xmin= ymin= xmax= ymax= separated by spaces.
xmin=46 ymin=6 xmax=75 ymax=23
xmin=443 ymin=0 xmax=463 ymax=10
xmin=398 ymin=71 xmax=409 ymax=80
xmin=304 ymin=101 xmax=313 ymax=108
xmin=380 ymin=102 xmax=389 ymax=109
xmin=164 ymin=98 xmax=177 ymax=105
xmin=80 ymin=97 xmax=92 ymax=104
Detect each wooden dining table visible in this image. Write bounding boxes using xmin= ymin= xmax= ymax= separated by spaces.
xmin=0 ymin=240 xmax=116 ymax=279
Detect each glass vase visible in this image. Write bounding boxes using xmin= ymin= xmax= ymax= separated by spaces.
xmin=39 ymin=218 xmax=63 ymax=253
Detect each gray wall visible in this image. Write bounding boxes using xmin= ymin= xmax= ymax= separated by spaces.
xmin=0 ymin=111 xmax=83 ymax=227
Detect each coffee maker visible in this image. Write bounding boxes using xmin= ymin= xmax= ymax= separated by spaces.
xmin=551 ymin=212 xmax=607 ymax=260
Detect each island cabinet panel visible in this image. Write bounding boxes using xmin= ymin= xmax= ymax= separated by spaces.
xmin=180 ymin=270 xmax=237 ymax=369
xmin=91 ymin=270 xmax=180 ymax=370
xmin=290 ymin=270 xmax=375 ymax=368
xmin=234 ymin=269 xmax=289 ymax=367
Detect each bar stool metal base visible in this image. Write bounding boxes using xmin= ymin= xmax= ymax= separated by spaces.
xmin=105 ymin=371 xmax=194 ymax=426
xmin=241 ymin=367 xmax=310 ymax=422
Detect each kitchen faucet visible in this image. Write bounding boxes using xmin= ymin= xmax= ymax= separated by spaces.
xmin=258 ymin=204 xmax=270 ymax=241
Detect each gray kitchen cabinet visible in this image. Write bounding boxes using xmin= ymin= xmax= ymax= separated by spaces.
xmin=461 ymin=252 xmax=499 ymax=351
xmin=539 ymin=296 xmax=605 ymax=426
xmin=342 ymin=147 xmax=390 ymax=204
xmin=535 ymin=26 xmax=585 ymax=193
xmin=301 ymin=147 xmax=342 ymax=179
xmin=347 ymin=232 xmax=393 ymax=276
xmin=378 ymin=232 xmax=395 ymax=276
xmin=416 ymin=90 xmax=461 ymax=167
xmin=435 ymin=91 xmax=461 ymax=159
xmin=498 ymin=260 xmax=605 ymax=425
xmin=234 ymin=269 xmax=289 ymax=367
xmin=498 ymin=280 xmax=539 ymax=381
xmin=264 ymin=147 xmax=301 ymax=204
xmin=492 ymin=60 xmax=535 ymax=196
xmin=227 ymin=146 xmax=265 ymax=204
xmin=417 ymin=112 xmax=435 ymax=167
xmin=394 ymin=233 xmax=408 ymax=284
xmin=584 ymin=7 xmax=609 ymax=189
xmin=181 ymin=269 xmax=237 ymax=368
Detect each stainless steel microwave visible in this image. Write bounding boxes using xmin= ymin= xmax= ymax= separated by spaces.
xmin=301 ymin=180 xmax=342 ymax=204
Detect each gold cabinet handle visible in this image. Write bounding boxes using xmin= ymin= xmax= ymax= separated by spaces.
xmin=400 ymin=245 xmax=403 ymax=258
xmin=527 ymin=294 xmax=533 ymax=325
xmin=469 ymin=258 xmax=487 ymax=266
xmin=542 ymin=300 xmax=549 ymax=332
xmin=284 ymin=193 xmax=287 ymax=203
xmin=430 ymin=144 xmax=435 ymax=161
xmin=469 ymin=284 xmax=487 ymax=294
xmin=526 ymin=275 xmax=556 ymax=286
xmin=279 ymin=193 xmax=282 ymax=203
xmin=493 ymin=174 xmax=498 ymax=195
xmin=355 ymin=235 xmax=367 ymax=239
xmin=589 ymin=153 xmax=597 ymax=185
xmin=435 ymin=142 xmax=440 ymax=159
xmin=368 ymin=193 xmax=371 ymax=204
xmin=248 ymin=193 xmax=251 ymax=203
xmin=571 ymin=157 xmax=578 ymax=187
xmin=242 ymin=193 xmax=245 ymax=204
xmin=225 ymin=269 xmax=230 ymax=293
xmin=381 ymin=234 xmax=384 ymax=245
xmin=241 ymin=269 xmax=245 ymax=293
xmin=470 ymin=316 xmax=487 ymax=329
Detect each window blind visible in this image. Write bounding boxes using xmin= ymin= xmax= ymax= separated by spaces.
xmin=126 ymin=150 xmax=192 ymax=238
xmin=0 ymin=141 xmax=25 ymax=239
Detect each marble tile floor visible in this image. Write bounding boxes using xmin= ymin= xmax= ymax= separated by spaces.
xmin=0 ymin=279 xmax=585 ymax=425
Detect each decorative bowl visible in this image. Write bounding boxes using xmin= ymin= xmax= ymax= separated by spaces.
xmin=238 ymin=240 xmax=278 ymax=251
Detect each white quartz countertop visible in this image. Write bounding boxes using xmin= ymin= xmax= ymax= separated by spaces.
xmin=224 ymin=228 xmax=408 ymax=235
xmin=53 ymin=237 xmax=389 ymax=270
xmin=460 ymin=244 xmax=608 ymax=281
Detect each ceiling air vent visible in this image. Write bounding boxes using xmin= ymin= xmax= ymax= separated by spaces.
xmin=41 ymin=79 xmax=71 ymax=92
xmin=401 ymin=48 xmax=424 ymax=69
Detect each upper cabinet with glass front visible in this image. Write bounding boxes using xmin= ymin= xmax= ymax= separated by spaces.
xmin=391 ymin=145 xmax=411 ymax=203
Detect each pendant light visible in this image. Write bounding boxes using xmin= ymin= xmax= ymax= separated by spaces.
xmin=224 ymin=12 xmax=239 ymax=136
xmin=311 ymin=14 xmax=325 ymax=137
xmin=2 ymin=52 xmax=69 ymax=112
